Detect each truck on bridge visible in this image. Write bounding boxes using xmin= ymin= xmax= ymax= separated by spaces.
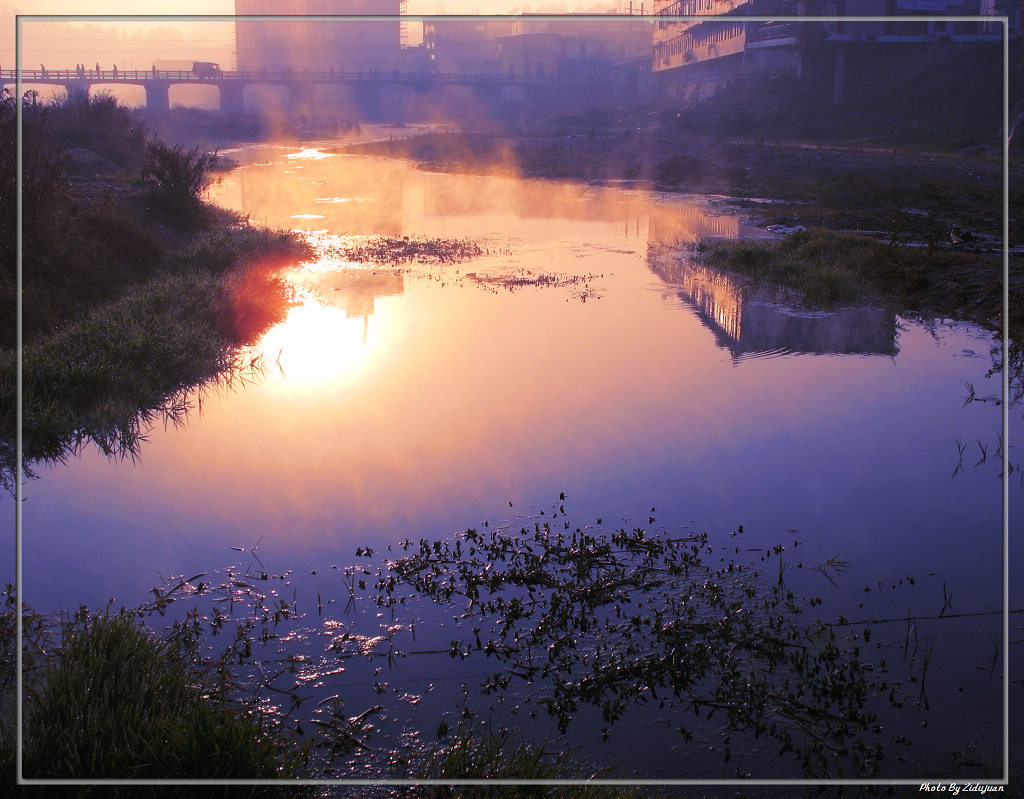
xmin=191 ymin=62 xmax=222 ymax=78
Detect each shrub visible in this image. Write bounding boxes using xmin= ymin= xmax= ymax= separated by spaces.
xmin=141 ymin=138 xmax=218 ymax=221
xmin=20 ymin=609 xmax=306 ymax=787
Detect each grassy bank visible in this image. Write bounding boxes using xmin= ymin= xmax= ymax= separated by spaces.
xmin=2 ymin=89 xmax=306 ymax=348
xmin=344 ymin=129 xmax=1017 ymax=250
xmin=685 ymin=228 xmax=1023 ymax=402
xmin=691 ymin=228 xmax=1014 ymax=324
xmin=1 ymin=90 xmax=312 ymax=485
xmin=0 ymin=239 xmax=303 ymax=488
xmin=2 ymin=592 xmax=311 ymax=795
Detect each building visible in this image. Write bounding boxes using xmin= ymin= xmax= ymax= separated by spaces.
xmin=421 ymin=18 xmax=515 ymax=74
xmin=235 ymin=0 xmax=401 ymax=74
xmin=494 ymin=12 xmax=653 ymax=81
xmin=651 ymin=0 xmax=1015 ymax=103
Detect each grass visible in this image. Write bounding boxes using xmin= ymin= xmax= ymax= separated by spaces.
xmin=141 ymin=139 xmax=220 ymax=222
xmin=403 ymin=722 xmax=630 ymax=798
xmin=0 ymin=223 xmax=309 ymax=491
xmin=23 ymin=610 xmax=299 ymax=781
xmin=691 ymin=228 xmax=1013 ymax=325
xmin=1 ymin=590 xmax=311 ymax=795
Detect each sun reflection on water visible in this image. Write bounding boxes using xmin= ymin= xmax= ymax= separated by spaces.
xmin=284 ymin=147 xmax=336 ymax=161
xmin=254 ymin=300 xmax=370 ymax=388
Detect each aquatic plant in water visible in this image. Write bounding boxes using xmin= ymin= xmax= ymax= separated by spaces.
xmin=360 ymin=505 xmax=903 ymax=779
xmin=323 ymin=236 xmax=484 ymax=266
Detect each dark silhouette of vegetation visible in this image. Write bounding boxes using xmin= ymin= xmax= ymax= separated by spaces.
xmin=356 ymin=509 xmax=914 ymax=779
xmin=1 ymin=588 xmax=314 ymax=796
xmin=0 ymin=90 xmax=75 ymax=339
xmin=0 ymin=90 xmax=311 ymax=490
xmin=53 ymin=90 xmax=147 ymax=168
xmin=684 ymin=228 xmax=1023 ymax=405
xmin=0 ymin=89 xmax=282 ymax=348
xmin=141 ymin=139 xmax=219 ymax=221
xmin=402 ymin=721 xmax=628 ymax=796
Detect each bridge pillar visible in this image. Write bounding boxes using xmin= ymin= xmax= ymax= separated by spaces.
xmin=220 ymin=81 xmax=245 ymax=113
xmin=145 ymin=80 xmax=170 ymax=112
xmin=63 ymin=80 xmax=89 ymax=104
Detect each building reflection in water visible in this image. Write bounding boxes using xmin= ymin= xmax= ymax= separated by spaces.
xmin=648 ymin=246 xmax=899 ymax=360
xmin=313 ymin=268 xmax=405 ymax=342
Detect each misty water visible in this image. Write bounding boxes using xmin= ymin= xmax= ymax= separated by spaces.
xmin=10 ymin=142 xmax=1017 ymax=780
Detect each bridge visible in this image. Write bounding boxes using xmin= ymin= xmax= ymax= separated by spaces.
xmin=0 ymin=67 xmax=596 ymax=116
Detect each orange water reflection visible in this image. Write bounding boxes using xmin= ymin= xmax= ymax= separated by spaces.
xmin=37 ymin=147 xmax=1001 ymax=568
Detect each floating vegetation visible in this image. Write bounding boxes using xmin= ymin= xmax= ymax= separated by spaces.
xmin=306 ymin=233 xmax=601 ymax=303
xmin=465 ymin=269 xmax=601 ymax=302
xmin=401 ymin=719 xmax=624 ymax=793
xmin=8 ymin=504 xmax=1008 ymax=782
xmin=323 ymin=236 xmax=483 ymax=266
xmin=357 ymin=506 xmax=905 ymax=779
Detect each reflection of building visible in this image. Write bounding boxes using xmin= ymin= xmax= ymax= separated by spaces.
xmin=235 ymin=0 xmax=401 ymax=73
xmin=649 ymin=248 xmax=898 ymax=358
xmin=647 ymin=203 xmax=741 ymax=244
xmin=316 ymin=270 xmax=404 ymax=340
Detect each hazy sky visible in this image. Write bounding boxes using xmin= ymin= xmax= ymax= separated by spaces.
xmin=3 ymin=1 xmax=627 ymax=68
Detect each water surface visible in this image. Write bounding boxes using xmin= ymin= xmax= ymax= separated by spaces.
xmin=10 ymin=144 xmax=1016 ymax=780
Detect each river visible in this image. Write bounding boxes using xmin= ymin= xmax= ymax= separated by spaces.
xmin=9 ymin=141 xmax=1018 ymax=783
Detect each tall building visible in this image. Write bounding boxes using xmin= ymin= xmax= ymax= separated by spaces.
xmin=652 ymin=0 xmax=804 ymax=101
xmin=651 ymin=0 xmax=1013 ymax=102
xmin=421 ymin=18 xmax=516 ymax=74
xmin=495 ymin=13 xmax=653 ymax=79
xmin=235 ymin=0 xmax=401 ymax=73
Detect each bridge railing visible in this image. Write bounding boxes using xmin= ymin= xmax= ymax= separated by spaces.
xmin=0 ymin=68 xmax=591 ymax=86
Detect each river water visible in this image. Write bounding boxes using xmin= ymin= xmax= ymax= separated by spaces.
xmin=10 ymin=141 xmax=1018 ymax=782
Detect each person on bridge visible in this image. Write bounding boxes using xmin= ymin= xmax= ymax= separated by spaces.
xmin=112 ymin=64 xmax=118 ymax=78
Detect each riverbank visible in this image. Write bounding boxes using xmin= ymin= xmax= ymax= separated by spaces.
xmin=685 ymin=228 xmax=1018 ymax=330
xmin=1 ymin=92 xmax=311 ymax=486
xmin=343 ymin=126 xmax=1022 ymax=408
xmin=342 ymin=129 xmax=1018 ymax=249
xmin=343 ymin=127 xmax=1020 ymax=327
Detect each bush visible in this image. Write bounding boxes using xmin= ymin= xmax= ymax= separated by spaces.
xmin=141 ymin=138 xmax=218 ymax=221
xmin=19 ymin=609 xmax=306 ymax=787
